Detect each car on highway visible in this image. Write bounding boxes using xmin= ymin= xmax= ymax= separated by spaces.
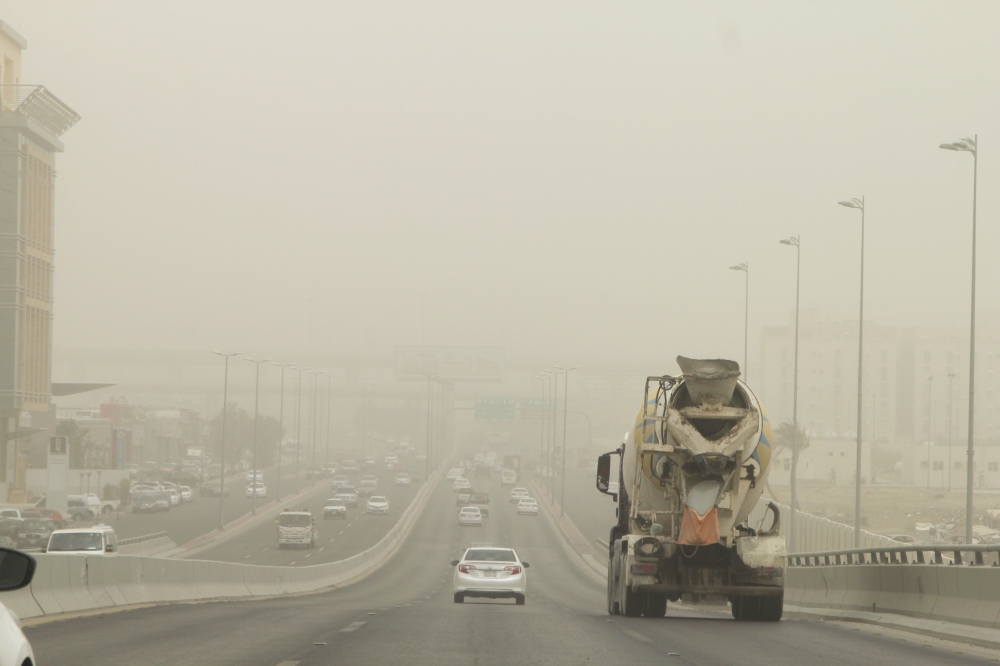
xmin=331 ymin=475 xmax=349 ymax=490
xmin=458 ymin=506 xmax=483 ymax=527
xmin=323 ymin=498 xmax=347 ymax=519
xmin=467 ymin=492 xmax=490 ymax=517
xmin=342 ymin=460 xmax=361 ymax=473
xmin=246 ymin=471 xmax=264 ymax=483
xmin=0 ymin=547 xmax=37 ymax=666
xmin=335 ymin=491 xmax=358 ymax=508
xmin=516 ymin=498 xmax=539 ymax=516
xmin=359 ymin=476 xmax=377 ymax=496
xmin=133 ymin=493 xmax=170 ymax=513
xmin=179 ymin=485 xmax=193 ymax=502
xmin=447 ymin=467 xmax=465 ymax=481
xmin=43 ymin=525 xmax=118 ymax=555
xmin=246 ymin=482 xmax=267 ymax=498
xmin=509 ymin=487 xmax=529 ymax=503
xmin=501 ymin=469 xmax=517 ymax=485
xmin=451 ymin=546 xmax=529 ymax=605
xmin=453 ymin=478 xmax=471 ymax=492
xmin=200 ymin=481 xmax=230 ymax=497
xmin=364 ymin=456 xmax=376 ymax=467
xmin=394 ymin=473 xmax=411 ymax=486
xmin=366 ymin=496 xmax=389 ymax=514
xmin=16 ymin=519 xmax=54 ymax=549
xmin=165 ymin=489 xmax=181 ymax=506
xmin=66 ymin=497 xmax=96 ymax=521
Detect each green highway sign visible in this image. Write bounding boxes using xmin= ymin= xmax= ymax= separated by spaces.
xmin=475 ymin=398 xmax=516 ymax=420
xmin=520 ymin=398 xmax=551 ymax=420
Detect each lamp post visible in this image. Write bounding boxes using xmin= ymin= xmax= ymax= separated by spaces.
xmin=948 ymin=372 xmax=956 ymax=490
xmin=927 ymin=375 xmax=934 ymax=489
xmin=423 ymin=375 xmax=437 ymax=478
xmin=940 ymin=136 xmax=978 ymax=543
xmin=211 ymin=350 xmax=242 ymax=530
xmin=272 ymin=362 xmax=294 ymax=500
xmin=779 ymin=236 xmax=801 ymax=550
xmin=838 ymin=197 xmax=866 ymax=547
xmin=293 ymin=366 xmax=310 ymax=494
xmin=537 ymin=374 xmax=550 ymax=482
xmin=244 ymin=356 xmax=272 ymax=513
xmin=729 ymin=263 xmax=749 ymax=381
xmin=555 ymin=365 xmax=580 ymax=515
xmin=542 ymin=369 xmax=557 ymax=496
xmin=324 ymin=373 xmax=333 ymax=471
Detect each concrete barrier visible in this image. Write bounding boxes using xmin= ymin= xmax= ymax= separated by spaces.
xmin=0 ymin=461 xmax=448 ymax=621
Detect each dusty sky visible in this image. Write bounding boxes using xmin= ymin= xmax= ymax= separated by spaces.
xmin=5 ymin=1 xmax=999 ymax=363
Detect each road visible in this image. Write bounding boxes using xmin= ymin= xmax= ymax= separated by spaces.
xmin=25 ymin=469 xmax=1000 ymax=666
xmin=100 ymin=461 xmax=319 ymax=545
xmin=191 ymin=465 xmax=419 ymax=565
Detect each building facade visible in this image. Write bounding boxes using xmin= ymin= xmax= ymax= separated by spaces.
xmin=0 ymin=20 xmax=79 ymax=501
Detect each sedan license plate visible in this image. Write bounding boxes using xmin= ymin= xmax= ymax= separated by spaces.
xmin=484 ymin=570 xmax=497 ymax=578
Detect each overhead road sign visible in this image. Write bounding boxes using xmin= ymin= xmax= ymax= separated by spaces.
xmin=475 ymin=398 xmax=516 ymax=420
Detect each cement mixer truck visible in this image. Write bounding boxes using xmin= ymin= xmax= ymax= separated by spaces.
xmin=596 ymin=357 xmax=784 ymax=621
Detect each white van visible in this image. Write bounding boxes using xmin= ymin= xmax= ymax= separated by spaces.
xmin=43 ymin=525 xmax=118 ymax=555
xmin=501 ymin=469 xmax=517 ymax=486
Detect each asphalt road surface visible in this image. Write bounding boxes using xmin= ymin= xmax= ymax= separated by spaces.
xmin=25 ymin=470 xmax=1000 ymax=666
xmin=191 ymin=466 xmax=419 ymax=565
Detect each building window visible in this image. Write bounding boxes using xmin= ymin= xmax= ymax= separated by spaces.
xmin=933 ymin=461 xmax=944 ymax=471
xmin=990 ymin=462 xmax=999 ymax=472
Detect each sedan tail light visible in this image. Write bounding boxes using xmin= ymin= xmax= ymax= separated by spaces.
xmin=458 ymin=564 xmax=476 ymax=574
xmin=504 ymin=565 xmax=522 ymax=575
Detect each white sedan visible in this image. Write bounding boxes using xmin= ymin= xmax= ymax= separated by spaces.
xmin=458 ymin=506 xmax=483 ymax=527
xmin=517 ymin=498 xmax=539 ymax=515
xmin=452 ymin=546 xmax=529 ymax=605
xmin=509 ymin=487 xmax=530 ymax=503
xmin=447 ymin=467 xmax=465 ymax=481
xmin=453 ymin=478 xmax=472 ymax=492
xmin=0 ymin=547 xmax=36 ymax=666
xmin=394 ymin=473 xmax=411 ymax=486
xmin=246 ymin=471 xmax=263 ymax=483
xmin=367 ymin=496 xmax=390 ymax=514
xmin=179 ymin=486 xmax=193 ymax=502
xmin=246 ymin=482 xmax=267 ymax=498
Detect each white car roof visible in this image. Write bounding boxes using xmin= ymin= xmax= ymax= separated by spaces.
xmin=50 ymin=524 xmax=116 ymax=535
xmin=369 ymin=496 xmax=387 ymax=501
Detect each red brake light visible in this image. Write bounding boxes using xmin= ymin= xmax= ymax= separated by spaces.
xmin=504 ymin=565 xmax=522 ymax=575
xmin=458 ymin=564 xmax=476 ymax=574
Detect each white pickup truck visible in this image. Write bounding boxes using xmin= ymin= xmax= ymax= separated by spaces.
xmin=69 ymin=494 xmax=120 ymax=515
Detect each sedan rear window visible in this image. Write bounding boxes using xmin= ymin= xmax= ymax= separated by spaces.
xmin=465 ymin=548 xmax=516 ymax=562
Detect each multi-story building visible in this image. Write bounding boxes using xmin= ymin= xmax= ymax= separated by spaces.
xmin=0 ymin=21 xmax=79 ymax=501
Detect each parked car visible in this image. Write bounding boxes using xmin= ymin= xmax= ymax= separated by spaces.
xmin=179 ymin=486 xmax=193 ymax=502
xmin=133 ymin=493 xmax=170 ymax=513
xmin=66 ymin=498 xmax=95 ymax=521
xmin=0 ymin=547 xmax=37 ymax=666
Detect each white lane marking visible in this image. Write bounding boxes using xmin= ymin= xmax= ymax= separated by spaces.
xmin=262 ymin=547 xmax=269 ymax=551
xmin=289 ymin=561 xmax=297 ymax=565
xmin=304 ymin=553 xmax=312 ymax=558
xmin=623 ymin=630 xmax=651 ymax=644
xmin=244 ymin=554 xmax=252 ymax=559
xmin=339 ymin=531 xmax=344 ymax=535
xmin=318 ymin=546 xmax=324 ymax=552
xmin=276 ymin=661 xmax=300 ymax=666
xmin=339 ymin=621 xmax=366 ymax=633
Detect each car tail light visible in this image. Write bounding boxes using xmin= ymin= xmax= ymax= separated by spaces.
xmin=504 ymin=565 xmax=522 ymax=575
xmin=630 ymin=562 xmax=657 ymax=575
xmin=458 ymin=564 xmax=476 ymax=574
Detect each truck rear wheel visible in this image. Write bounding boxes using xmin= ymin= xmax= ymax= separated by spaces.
xmin=642 ymin=593 xmax=667 ymax=618
xmin=621 ymin=585 xmax=644 ymax=617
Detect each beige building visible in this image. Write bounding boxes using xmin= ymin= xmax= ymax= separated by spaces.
xmin=0 ymin=20 xmax=79 ymax=501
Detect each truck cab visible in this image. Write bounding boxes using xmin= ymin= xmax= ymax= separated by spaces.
xmin=276 ymin=509 xmax=318 ymax=549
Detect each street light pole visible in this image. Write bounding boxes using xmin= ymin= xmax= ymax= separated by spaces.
xmin=555 ymin=365 xmax=580 ymax=516
xmin=325 ymin=373 xmax=333 ymax=470
xmin=244 ymin=357 xmax=271 ymax=513
xmin=272 ymin=362 xmax=294 ymax=500
xmin=838 ymin=197 xmax=865 ymax=547
xmin=729 ymin=263 xmax=749 ymax=382
xmin=294 ymin=366 xmax=310 ymax=494
xmin=940 ymin=136 xmax=978 ymax=543
xmin=927 ymin=375 xmax=934 ymax=489
xmin=948 ymin=372 xmax=956 ymax=491
xmin=779 ymin=236 xmax=801 ymax=550
xmin=211 ymin=350 xmax=242 ymax=530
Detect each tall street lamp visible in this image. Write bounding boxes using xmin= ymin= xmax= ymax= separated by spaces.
xmin=324 ymin=372 xmax=334 ymax=470
xmin=779 ymin=236 xmax=801 ymax=550
xmin=293 ymin=366 xmax=310 ymax=493
xmin=423 ymin=375 xmax=437 ymax=477
xmin=542 ymin=369 xmax=557 ymax=496
xmin=838 ymin=196 xmax=865 ymax=547
xmin=272 ymin=362 xmax=295 ymax=500
xmin=729 ymin=263 xmax=749 ymax=381
xmin=211 ymin=350 xmax=242 ymax=530
xmin=926 ymin=375 xmax=934 ymax=489
xmin=555 ymin=365 xmax=580 ymax=516
xmin=940 ymin=135 xmax=978 ymax=543
xmin=536 ymin=373 xmax=550 ymax=483
xmin=245 ymin=356 xmax=271 ymax=513
xmin=948 ymin=372 xmax=956 ymax=491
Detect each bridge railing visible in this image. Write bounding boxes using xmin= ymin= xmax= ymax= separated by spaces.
xmin=790 ymin=543 xmax=1000 ymax=567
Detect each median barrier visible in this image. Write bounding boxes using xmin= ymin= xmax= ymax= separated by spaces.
xmin=0 ymin=583 xmax=43 ymax=621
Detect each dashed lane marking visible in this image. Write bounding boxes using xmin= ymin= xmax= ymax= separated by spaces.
xmin=304 ymin=553 xmax=312 ymax=558
xmin=623 ymin=630 xmax=652 ymax=644
xmin=339 ymin=531 xmax=344 ymax=535
xmin=318 ymin=546 xmax=324 ymax=551
xmin=339 ymin=621 xmax=366 ymax=633
xmin=275 ymin=661 xmax=300 ymax=666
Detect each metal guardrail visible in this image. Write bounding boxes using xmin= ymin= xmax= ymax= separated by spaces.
xmin=118 ymin=531 xmax=169 ymax=547
xmin=789 ymin=544 xmax=1000 ymax=567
